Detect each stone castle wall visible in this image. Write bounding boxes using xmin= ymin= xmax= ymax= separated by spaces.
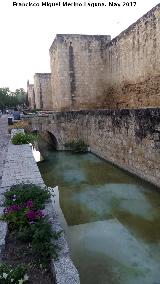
xmin=32 ymin=108 xmax=160 ymax=187
xmin=27 ymin=81 xmax=35 ymax=109
xmin=49 ymin=34 xmax=111 ymax=110
xmin=49 ymin=4 xmax=160 ymax=111
xmin=103 ymin=4 xmax=160 ymax=109
xmin=34 ymin=73 xmax=53 ymax=110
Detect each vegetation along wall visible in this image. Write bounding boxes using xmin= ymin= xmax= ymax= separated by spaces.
xmin=31 ymin=108 xmax=160 ymax=187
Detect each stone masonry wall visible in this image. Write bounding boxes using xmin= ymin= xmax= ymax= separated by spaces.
xmin=49 ymin=4 xmax=160 ymax=111
xmin=34 ymin=73 xmax=53 ymax=110
xmin=27 ymin=80 xmax=35 ymax=109
xmin=32 ymin=108 xmax=160 ymax=187
xmin=49 ymin=34 xmax=111 ymax=111
xmin=103 ymin=3 xmax=160 ymax=109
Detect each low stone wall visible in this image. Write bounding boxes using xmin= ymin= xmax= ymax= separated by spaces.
xmin=31 ymin=108 xmax=160 ymax=187
xmin=0 ymin=130 xmax=80 ymax=284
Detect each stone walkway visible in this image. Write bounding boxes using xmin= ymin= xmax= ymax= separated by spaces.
xmin=0 ymin=127 xmax=80 ymax=283
xmin=0 ymin=115 xmax=10 ymax=189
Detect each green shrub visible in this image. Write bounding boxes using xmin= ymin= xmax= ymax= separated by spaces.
xmin=2 ymin=184 xmax=50 ymax=231
xmin=1 ymin=205 xmax=29 ymax=231
xmin=1 ymin=184 xmax=60 ymax=264
xmin=4 ymin=184 xmax=51 ymax=209
xmin=4 ymin=184 xmax=50 ymax=209
xmin=18 ymin=219 xmax=60 ymax=263
xmin=11 ymin=132 xmax=36 ymax=145
xmin=0 ymin=263 xmax=28 ymax=283
xmin=65 ymin=139 xmax=88 ymax=153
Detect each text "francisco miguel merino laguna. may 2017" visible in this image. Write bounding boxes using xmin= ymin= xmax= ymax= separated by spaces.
xmin=12 ymin=1 xmax=126 ymax=7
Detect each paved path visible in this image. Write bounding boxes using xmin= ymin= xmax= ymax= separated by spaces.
xmin=0 ymin=115 xmax=10 ymax=188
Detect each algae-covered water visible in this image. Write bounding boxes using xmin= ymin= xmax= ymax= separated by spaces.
xmin=38 ymin=146 xmax=160 ymax=284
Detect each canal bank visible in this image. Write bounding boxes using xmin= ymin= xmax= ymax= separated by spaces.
xmin=0 ymin=129 xmax=80 ymax=284
xmin=30 ymin=108 xmax=160 ymax=188
xmin=38 ymin=145 xmax=160 ymax=284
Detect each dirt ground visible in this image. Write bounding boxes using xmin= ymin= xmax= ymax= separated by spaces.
xmin=2 ymin=232 xmax=56 ymax=284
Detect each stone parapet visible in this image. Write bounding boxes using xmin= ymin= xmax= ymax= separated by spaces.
xmin=30 ymin=108 xmax=160 ymax=187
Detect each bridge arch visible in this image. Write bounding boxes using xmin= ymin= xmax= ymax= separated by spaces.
xmin=47 ymin=131 xmax=58 ymax=149
xmin=31 ymin=115 xmax=71 ymax=150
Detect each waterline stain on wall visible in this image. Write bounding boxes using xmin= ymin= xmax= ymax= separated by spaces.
xmin=31 ymin=108 xmax=160 ymax=187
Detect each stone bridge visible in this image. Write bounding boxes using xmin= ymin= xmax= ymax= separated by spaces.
xmin=28 ymin=108 xmax=160 ymax=188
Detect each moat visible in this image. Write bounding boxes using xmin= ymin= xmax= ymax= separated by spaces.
xmin=38 ymin=145 xmax=160 ymax=284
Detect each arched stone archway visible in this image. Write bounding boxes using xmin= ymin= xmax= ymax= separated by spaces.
xmin=31 ymin=114 xmax=72 ymax=150
xmin=47 ymin=131 xmax=58 ymax=149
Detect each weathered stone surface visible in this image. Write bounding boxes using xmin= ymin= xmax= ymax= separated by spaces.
xmin=1 ymin=143 xmax=44 ymax=188
xmin=27 ymin=80 xmax=35 ymax=109
xmin=49 ymin=34 xmax=111 ymax=111
xmin=53 ymin=257 xmax=80 ymax=284
xmin=45 ymin=198 xmax=72 ymax=258
xmin=41 ymin=190 xmax=80 ymax=283
xmin=34 ymin=73 xmax=53 ymax=110
xmin=49 ymin=4 xmax=160 ymax=111
xmin=27 ymin=5 xmax=160 ymax=112
xmin=31 ymin=108 xmax=160 ymax=187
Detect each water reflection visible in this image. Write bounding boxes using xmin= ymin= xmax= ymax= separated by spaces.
xmin=69 ymin=220 xmax=160 ymax=284
xmin=38 ymin=148 xmax=160 ymax=284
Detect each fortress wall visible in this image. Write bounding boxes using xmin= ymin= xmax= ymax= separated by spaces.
xmin=49 ymin=4 xmax=160 ymax=111
xmin=49 ymin=38 xmax=68 ymax=110
xmin=49 ymin=34 xmax=111 ymax=111
xmin=103 ymin=3 xmax=160 ymax=108
xmin=34 ymin=73 xmax=53 ymax=110
xmin=27 ymin=81 xmax=35 ymax=109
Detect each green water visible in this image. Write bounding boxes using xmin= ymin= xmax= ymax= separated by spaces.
xmin=38 ymin=147 xmax=160 ymax=284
